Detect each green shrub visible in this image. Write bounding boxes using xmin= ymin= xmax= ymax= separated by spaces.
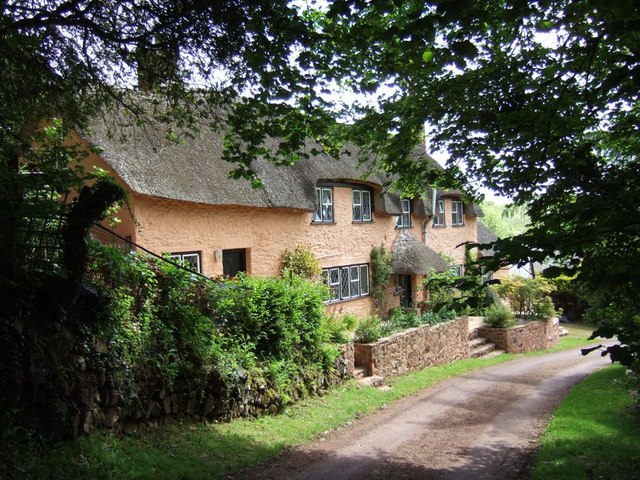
xmin=483 ymin=304 xmax=517 ymax=328
xmin=279 ymin=243 xmax=322 ymax=280
xmin=422 ymin=268 xmax=458 ymax=312
xmin=86 ymin=243 xmax=338 ymax=420
xmin=421 ymin=309 xmax=457 ymax=326
xmin=389 ymin=308 xmax=422 ymax=330
xmin=492 ymin=275 xmax=556 ymax=319
xmin=354 ymin=316 xmax=384 ymax=343
xmin=209 ymin=274 xmax=329 ymax=365
xmin=322 ymin=313 xmax=357 ymax=344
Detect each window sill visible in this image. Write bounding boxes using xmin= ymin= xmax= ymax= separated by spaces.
xmin=352 ymin=220 xmax=374 ymax=224
xmin=432 ymin=225 xmax=446 ymax=228
xmin=311 ymin=221 xmax=336 ymax=225
xmin=395 ymin=225 xmax=412 ymax=229
xmin=452 ymin=224 xmax=466 ymax=228
xmin=324 ymin=295 xmax=370 ymax=304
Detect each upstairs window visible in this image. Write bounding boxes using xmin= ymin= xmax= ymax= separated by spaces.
xmin=433 ymin=199 xmax=446 ymax=227
xmin=451 ymin=200 xmax=465 ymax=226
xmin=170 ymin=252 xmax=201 ymax=273
xmin=352 ymin=189 xmax=372 ymax=222
xmin=313 ymin=186 xmax=333 ymax=223
xmin=396 ymin=199 xmax=412 ymax=228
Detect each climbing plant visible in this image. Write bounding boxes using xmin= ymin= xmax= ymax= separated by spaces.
xmin=370 ymin=245 xmax=393 ymax=316
xmin=279 ymin=243 xmax=322 ymax=280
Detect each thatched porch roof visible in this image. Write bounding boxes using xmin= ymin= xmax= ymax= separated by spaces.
xmin=391 ymin=231 xmax=450 ymax=275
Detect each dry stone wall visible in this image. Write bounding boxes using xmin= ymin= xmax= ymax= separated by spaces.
xmin=353 ymin=316 xmax=470 ymax=377
xmin=476 ymin=317 xmax=560 ymax=353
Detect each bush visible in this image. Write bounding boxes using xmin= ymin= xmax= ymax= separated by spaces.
xmin=210 ymin=274 xmax=330 ymax=365
xmin=86 ymin=244 xmax=339 ymax=419
xmin=388 ymin=308 xmax=422 ymax=330
xmin=354 ymin=316 xmax=384 ymax=343
xmin=279 ymin=243 xmax=322 ymax=280
xmin=483 ymin=304 xmax=517 ymax=328
xmin=421 ymin=309 xmax=457 ymax=326
xmin=492 ymin=275 xmax=556 ymax=319
xmin=322 ymin=313 xmax=357 ymax=344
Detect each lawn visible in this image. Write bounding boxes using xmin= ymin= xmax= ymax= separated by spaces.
xmin=531 ymin=364 xmax=640 ymax=479
xmin=10 ymin=322 xmax=629 ymax=479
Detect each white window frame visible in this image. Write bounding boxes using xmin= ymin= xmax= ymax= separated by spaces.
xmin=327 ymin=268 xmax=340 ymax=302
xmin=433 ymin=199 xmax=446 ymax=227
xmin=352 ymin=189 xmax=372 ymax=222
xmin=321 ymin=264 xmax=370 ymax=303
xmin=313 ymin=186 xmax=334 ymax=223
xmin=169 ymin=251 xmax=202 ymax=273
xmin=396 ymin=199 xmax=412 ymax=228
xmin=451 ymin=200 xmax=464 ymax=226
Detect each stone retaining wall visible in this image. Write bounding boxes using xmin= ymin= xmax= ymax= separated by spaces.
xmin=353 ymin=316 xmax=470 ymax=377
xmin=476 ymin=317 xmax=559 ymax=353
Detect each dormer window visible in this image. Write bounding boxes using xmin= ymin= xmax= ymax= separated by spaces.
xmin=451 ymin=200 xmax=464 ymax=226
xmin=396 ymin=199 xmax=412 ymax=228
xmin=352 ymin=188 xmax=372 ymax=222
xmin=313 ymin=186 xmax=333 ymax=223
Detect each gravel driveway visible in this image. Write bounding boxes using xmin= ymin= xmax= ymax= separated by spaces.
xmin=231 ymin=346 xmax=612 ymax=480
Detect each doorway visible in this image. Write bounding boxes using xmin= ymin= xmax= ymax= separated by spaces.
xmin=223 ymin=249 xmax=246 ymax=277
xmin=397 ymin=274 xmax=412 ymax=308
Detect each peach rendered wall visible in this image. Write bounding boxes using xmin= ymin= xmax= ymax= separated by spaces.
xmin=427 ymin=197 xmax=478 ymax=268
xmin=130 ymin=187 xmax=416 ymax=318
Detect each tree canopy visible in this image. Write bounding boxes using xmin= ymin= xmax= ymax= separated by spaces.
xmin=314 ymin=0 xmax=640 ymax=365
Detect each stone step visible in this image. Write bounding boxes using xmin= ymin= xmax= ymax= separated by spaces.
xmin=353 ymin=366 xmax=367 ymax=379
xmin=469 ymin=342 xmax=498 ymax=358
xmin=481 ymin=349 xmax=505 ymax=359
xmin=358 ymin=375 xmax=385 ymax=387
xmin=469 ymin=337 xmax=491 ymax=348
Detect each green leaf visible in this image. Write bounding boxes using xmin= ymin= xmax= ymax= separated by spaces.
xmin=536 ymin=20 xmax=555 ymax=32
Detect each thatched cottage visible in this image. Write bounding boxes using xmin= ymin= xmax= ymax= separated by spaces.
xmin=76 ymin=112 xmax=484 ymax=318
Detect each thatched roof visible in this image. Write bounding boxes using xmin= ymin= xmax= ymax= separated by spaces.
xmin=477 ymin=221 xmax=499 ymax=256
xmin=82 ymin=108 xmax=439 ymax=214
xmin=391 ymin=231 xmax=450 ymax=275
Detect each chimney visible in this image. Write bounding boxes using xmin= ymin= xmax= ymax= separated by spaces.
xmin=136 ymin=36 xmax=179 ymax=91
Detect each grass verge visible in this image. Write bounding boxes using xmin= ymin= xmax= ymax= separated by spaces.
xmin=531 ymin=364 xmax=640 ymax=479
xmin=11 ymin=322 xmax=612 ymax=479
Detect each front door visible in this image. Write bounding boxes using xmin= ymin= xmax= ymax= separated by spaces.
xmin=223 ymin=249 xmax=246 ymax=277
xmin=398 ymin=275 xmax=412 ymax=308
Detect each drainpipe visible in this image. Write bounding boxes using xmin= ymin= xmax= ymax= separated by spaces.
xmin=423 ymin=220 xmax=429 ymax=245
xmin=432 ymin=189 xmax=437 ymax=216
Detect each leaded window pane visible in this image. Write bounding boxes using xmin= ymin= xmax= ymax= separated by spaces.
xmin=360 ymin=265 xmax=369 ymax=295
xmin=329 ymin=268 xmax=340 ymax=301
xmin=350 ymin=266 xmax=360 ymax=296
xmin=362 ymin=191 xmax=371 ymax=221
xmin=322 ymin=188 xmax=333 ymax=222
xmin=353 ymin=190 xmax=362 ymax=221
xmin=313 ymin=188 xmax=322 ymax=222
xmin=340 ymin=267 xmax=350 ymax=299
xmin=182 ymin=253 xmax=201 ymax=273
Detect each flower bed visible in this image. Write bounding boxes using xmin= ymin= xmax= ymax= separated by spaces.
xmin=353 ymin=316 xmax=470 ymax=377
xmin=476 ymin=317 xmax=560 ymax=353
